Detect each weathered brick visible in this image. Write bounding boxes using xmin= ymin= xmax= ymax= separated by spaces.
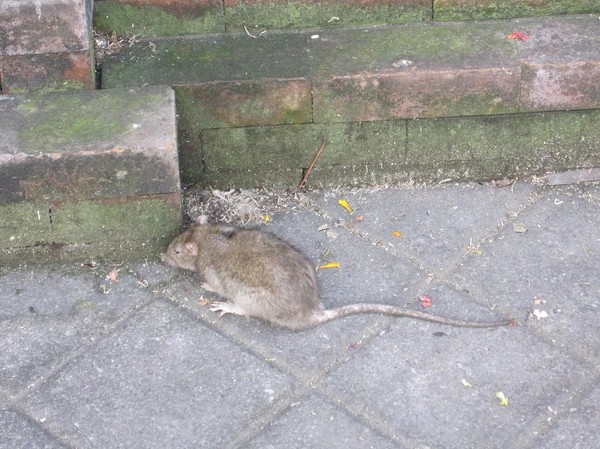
xmin=176 ymin=79 xmax=312 ymax=130
xmin=0 ymin=0 xmax=94 ymax=91
xmin=96 ymin=0 xmax=220 ymax=16
xmin=94 ymin=0 xmax=225 ymax=35
xmin=519 ymin=15 xmax=600 ymax=112
xmin=192 ymin=121 xmax=407 ymax=188
xmin=0 ymin=52 xmax=94 ymax=92
xmin=314 ymin=67 xmax=520 ymax=122
xmin=0 ymin=86 xmax=181 ymax=262
xmin=224 ymin=0 xmax=431 ymax=30
xmin=434 ymin=0 xmax=599 ymax=21
xmin=0 ymin=0 xmax=90 ymax=55
xmin=407 ymin=110 xmax=600 ymax=177
xmin=521 ymin=62 xmax=600 ymax=112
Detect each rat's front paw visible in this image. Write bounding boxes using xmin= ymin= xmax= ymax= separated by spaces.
xmin=210 ymin=301 xmax=242 ymax=317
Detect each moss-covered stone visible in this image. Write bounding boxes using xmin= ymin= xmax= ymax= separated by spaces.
xmin=314 ymin=68 xmax=520 ymax=122
xmin=434 ymin=0 xmax=600 ymax=21
xmin=101 ymin=19 xmax=517 ymax=89
xmin=176 ymin=79 xmax=312 ymax=129
xmin=189 ymin=120 xmax=407 ymax=188
xmin=224 ymin=2 xmax=431 ymax=31
xmin=93 ymin=2 xmax=225 ymax=35
xmin=0 ymin=196 xmax=180 ymax=265
xmin=15 ymin=88 xmax=164 ymax=152
xmin=407 ymin=110 xmax=600 ymax=177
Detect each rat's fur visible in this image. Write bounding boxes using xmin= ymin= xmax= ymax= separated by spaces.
xmin=162 ymin=217 xmax=514 ymax=330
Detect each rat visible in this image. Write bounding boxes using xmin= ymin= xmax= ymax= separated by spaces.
xmin=161 ymin=216 xmax=515 ymax=330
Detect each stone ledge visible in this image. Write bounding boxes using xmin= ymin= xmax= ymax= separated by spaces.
xmin=0 ymin=86 xmax=181 ymax=263
xmin=93 ymin=0 xmax=599 ymax=34
xmin=184 ymin=109 xmax=600 ymax=189
xmin=102 ymin=15 xmax=600 ymax=122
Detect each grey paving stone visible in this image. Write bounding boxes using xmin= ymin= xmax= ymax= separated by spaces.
xmin=307 ymin=183 xmax=535 ymax=272
xmin=451 ymin=184 xmax=600 ymax=364
xmin=0 ymin=405 xmax=69 ymax=449
xmin=324 ymin=316 xmax=593 ymax=449
xmin=532 ymin=383 xmax=600 ymax=449
xmin=0 ymin=264 xmax=154 ymax=396
xmin=244 ymin=393 xmax=398 ymax=449
xmin=20 ymin=301 xmax=294 ymax=449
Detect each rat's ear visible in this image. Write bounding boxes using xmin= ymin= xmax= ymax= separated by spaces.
xmin=185 ymin=242 xmax=198 ymax=255
xmin=195 ymin=215 xmax=209 ymax=225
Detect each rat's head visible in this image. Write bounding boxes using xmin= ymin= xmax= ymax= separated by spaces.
xmin=161 ymin=230 xmax=199 ymax=272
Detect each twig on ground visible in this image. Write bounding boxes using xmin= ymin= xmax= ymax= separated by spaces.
xmin=297 ymin=140 xmax=327 ymax=192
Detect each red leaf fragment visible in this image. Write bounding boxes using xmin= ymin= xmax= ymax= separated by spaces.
xmin=508 ymin=31 xmax=528 ymax=41
xmin=419 ymin=295 xmax=432 ymax=308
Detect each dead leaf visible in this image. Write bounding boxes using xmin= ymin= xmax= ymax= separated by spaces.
xmin=338 ymin=199 xmax=352 ymax=214
xmin=318 ymin=262 xmax=341 ymax=270
xmin=530 ymin=309 xmax=549 ymax=320
xmin=106 ymin=270 xmax=119 ymax=282
xmin=512 ymin=223 xmax=528 ymax=234
xmin=419 ymin=295 xmax=432 ymax=308
xmin=496 ymin=391 xmax=509 ymax=406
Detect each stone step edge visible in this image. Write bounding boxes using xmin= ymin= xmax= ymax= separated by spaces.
xmin=101 ymin=14 xmax=600 ymax=125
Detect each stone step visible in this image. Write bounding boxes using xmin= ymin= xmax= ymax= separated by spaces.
xmin=99 ymin=15 xmax=600 ymax=189
xmin=93 ymin=0 xmax=600 ymax=35
xmin=0 ymin=86 xmax=180 ymax=264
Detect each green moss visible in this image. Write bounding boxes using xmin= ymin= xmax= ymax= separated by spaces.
xmin=225 ymin=3 xmax=430 ymax=30
xmin=0 ymin=197 xmax=180 ymax=265
xmin=434 ymin=0 xmax=599 ymax=21
xmin=93 ymin=2 xmax=224 ymax=35
xmin=17 ymin=90 xmax=162 ymax=152
xmin=8 ymin=80 xmax=90 ymax=96
xmin=407 ymin=110 xmax=600 ymax=169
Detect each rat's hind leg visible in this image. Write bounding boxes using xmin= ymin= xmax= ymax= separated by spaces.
xmin=201 ymin=282 xmax=217 ymax=293
xmin=210 ymin=301 xmax=246 ymax=317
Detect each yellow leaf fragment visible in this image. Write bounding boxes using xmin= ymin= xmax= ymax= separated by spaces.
xmin=392 ymin=230 xmax=404 ymax=239
xmin=318 ymin=262 xmax=341 ymax=270
xmin=264 ymin=214 xmax=270 ymax=224
xmin=465 ymin=244 xmax=482 ymax=255
xmin=338 ymin=199 xmax=352 ymax=214
xmin=462 ymin=378 xmax=473 ymax=388
xmin=496 ymin=391 xmax=509 ymax=406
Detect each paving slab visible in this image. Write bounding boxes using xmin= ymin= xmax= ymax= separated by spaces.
xmin=324 ymin=317 xmax=592 ymax=448
xmin=2 ymin=179 xmax=600 ymax=449
xmin=19 ymin=300 xmax=295 ymax=449
xmin=451 ymin=183 xmax=600 ymax=366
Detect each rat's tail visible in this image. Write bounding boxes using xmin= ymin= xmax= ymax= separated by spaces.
xmin=312 ymin=303 xmax=516 ymax=328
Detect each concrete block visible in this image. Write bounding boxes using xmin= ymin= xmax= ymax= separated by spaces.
xmin=0 ymin=86 xmax=181 ymax=264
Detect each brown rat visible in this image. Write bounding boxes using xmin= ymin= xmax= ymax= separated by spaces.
xmin=162 ymin=216 xmax=515 ymax=330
